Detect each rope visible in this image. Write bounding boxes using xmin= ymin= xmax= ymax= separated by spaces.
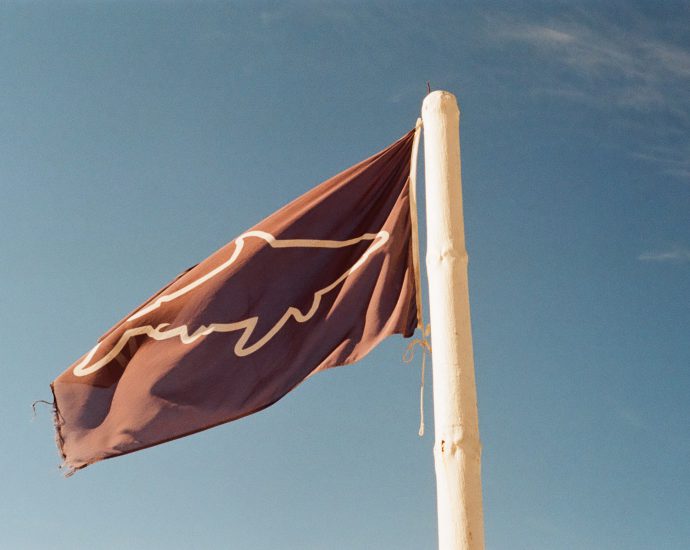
xmin=405 ymin=119 xmax=431 ymax=436
xmin=403 ymin=325 xmax=432 ymax=436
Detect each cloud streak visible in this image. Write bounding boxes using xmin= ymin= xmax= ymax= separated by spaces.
xmin=495 ymin=20 xmax=690 ymax=112
xmin=638 ymin=246 xmax=690 ymax=262
xmin=632 ymin=147 xmax=690 ymax=181
xmin=490 ymin=12 xmax=690 ymax=178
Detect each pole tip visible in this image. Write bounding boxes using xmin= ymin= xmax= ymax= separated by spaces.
xmin=421 ymin=90 xmax=459 ymax=117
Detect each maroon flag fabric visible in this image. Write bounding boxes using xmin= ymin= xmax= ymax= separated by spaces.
xmin=52 ymin=130 xmax=419 ymax=473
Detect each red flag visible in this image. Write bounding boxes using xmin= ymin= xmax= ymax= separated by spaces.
xmin=52 ymin=130 xmax=419 ymax=473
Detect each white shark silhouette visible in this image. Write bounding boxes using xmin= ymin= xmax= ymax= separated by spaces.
xmin=73 ymin=230 xmax=390 ymax=377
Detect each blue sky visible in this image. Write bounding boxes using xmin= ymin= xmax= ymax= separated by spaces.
xmin=2 ymin=2 xmax=689 ymax=548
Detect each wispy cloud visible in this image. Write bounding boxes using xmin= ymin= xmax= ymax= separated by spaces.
xmin=638 ymin=246 xmax=690 ymax=262
xmin=494 ymin=19 xmax=690 ymax=113
xmin=632 ymin=147 xmax=690 ymax=181
xmin=663 ymin=168 xmax=690 ymax=179
xmin=490 ymin=13 xmax=690 ymax=177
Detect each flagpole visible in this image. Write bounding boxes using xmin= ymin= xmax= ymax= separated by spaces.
xmin=421 ymin=91 xmax=485 ymax=550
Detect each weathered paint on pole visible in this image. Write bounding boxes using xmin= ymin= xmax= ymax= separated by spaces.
xmin=422 ymin=91 xmax=485 ymax=550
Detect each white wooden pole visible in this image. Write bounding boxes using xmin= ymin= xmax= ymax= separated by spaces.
xmin=422 ymin=90 xmax=485 ymax=550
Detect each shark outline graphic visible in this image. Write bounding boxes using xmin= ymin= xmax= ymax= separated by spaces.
xmin=72 ymin=230 xmax=390 ymax=377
